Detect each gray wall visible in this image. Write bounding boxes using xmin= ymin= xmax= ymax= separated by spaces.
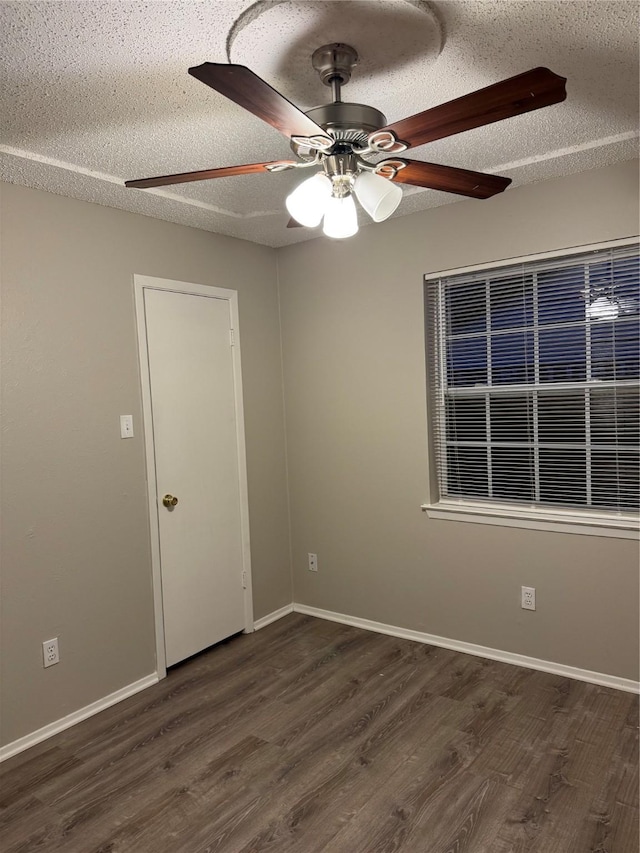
xmin=277 ymin=159 xmax=640 ymax=681
xmin=2 ymin=160 xmax=638 ymax=750
xmin=0 ymin=183 xmax=291 ymax=746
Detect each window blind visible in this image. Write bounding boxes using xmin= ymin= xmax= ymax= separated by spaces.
xmin=426 ymin=242 xmax=640 ymax=514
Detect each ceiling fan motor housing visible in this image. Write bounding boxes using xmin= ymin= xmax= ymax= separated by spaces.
xmin=291 ymin=102 xmax=387 ymax=159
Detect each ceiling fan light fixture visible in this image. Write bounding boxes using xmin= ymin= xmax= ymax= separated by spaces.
xmin=354 ymin=170 xmax=403 ymax=222
xmin=586 ymin=295 xmax=620 ymax=321
xmin=285 ymin=173 xmax=332 ymax=227
xmin=322 ymin=194 xmax=359 ymax=239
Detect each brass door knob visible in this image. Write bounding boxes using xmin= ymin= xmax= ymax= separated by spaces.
xmin=162 ymin=494 xmax=179 ymax=508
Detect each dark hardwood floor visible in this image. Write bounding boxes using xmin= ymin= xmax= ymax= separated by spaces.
xmin=1 ymin=613 xmax=638 ymax=852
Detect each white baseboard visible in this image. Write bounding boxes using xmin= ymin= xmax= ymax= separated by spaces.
xmin=0 ymin=673 xmax=158 ymax=763
xmin=293 ymin=603 xmax=640 ymax=695
xmin=4 ymin=599 xmax=636 ymax=763
xmin=253 ymin=603 xmax=294 ymax=631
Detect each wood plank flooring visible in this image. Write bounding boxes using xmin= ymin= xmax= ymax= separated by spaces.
xmin=1 ymin=613 xmax=638 ymax=852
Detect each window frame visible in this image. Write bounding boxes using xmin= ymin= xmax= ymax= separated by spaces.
xmin=423 ymin=236 xmax=640 ymax=540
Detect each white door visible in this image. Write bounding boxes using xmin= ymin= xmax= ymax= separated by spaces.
xmin=142 ymin=285 xmax=248 ymax=667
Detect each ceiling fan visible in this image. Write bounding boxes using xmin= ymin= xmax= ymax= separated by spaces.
xmin=126 ymin=44 xmax=566 ymax=238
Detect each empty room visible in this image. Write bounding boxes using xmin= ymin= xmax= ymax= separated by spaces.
xmin=1 ymin=1 xmax=638 ymax=851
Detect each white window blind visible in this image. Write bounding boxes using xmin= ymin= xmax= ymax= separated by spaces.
xmin=426 ymin=242 xmax=639 ymax=515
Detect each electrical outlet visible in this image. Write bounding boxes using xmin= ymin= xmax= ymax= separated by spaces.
xmin=521 ymin=586 xmax=536 ymax=611
xmin=43 ymin=637 xmax=60 ymax=667
xmin=308 ymin=553 xmax=318 ymax=572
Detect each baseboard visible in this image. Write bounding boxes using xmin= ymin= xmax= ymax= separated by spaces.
xmin=3 ymin=602 xmax=635 ymax=763
xmin=1 ymin=605 xmax=297 ymax=762
xmin=293 ymin=603 xmax=640 ymax=695
xmin=253 ymin=603 xmax=294 ymax=631
xmin=0 ymin=673 xmax=158 ymax=763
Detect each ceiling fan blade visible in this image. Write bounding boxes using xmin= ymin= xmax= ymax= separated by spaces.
xmin=390 ymin=159 xmax=511 ymax=198
xmin=380 ymin=67 xmax=567 ymax=150
xmin=125 ymin=160 xmax=297 ymax=189
xmin=189 ymin=63 xmax=333 ymax=146
xmin=287 ymin=217 xmax=304 ymax=228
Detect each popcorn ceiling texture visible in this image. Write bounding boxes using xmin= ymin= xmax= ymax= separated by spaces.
xmin=228 ymin=0 xmax=443 ymax=108
xmin=1 ymin=0 xmax=638 ymax=248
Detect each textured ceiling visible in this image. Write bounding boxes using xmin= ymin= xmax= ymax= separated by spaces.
xmin=1 ymin=0 xmax=638 ymax=248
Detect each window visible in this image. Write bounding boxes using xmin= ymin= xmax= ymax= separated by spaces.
xmin=425 ymin=240 xmax=639 ymax=532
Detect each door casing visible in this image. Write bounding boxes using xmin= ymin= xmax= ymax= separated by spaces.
xmin=134 ymin=274 xmax=254 ymax=679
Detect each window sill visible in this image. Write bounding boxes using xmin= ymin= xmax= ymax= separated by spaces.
xmin=421 ymin=501 xmax=639 ymax=540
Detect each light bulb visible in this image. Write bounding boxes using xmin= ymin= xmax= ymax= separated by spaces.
xmin=354 ymin=171 xmax=402 ymax=222
xmin=323 ymin=195 xmax=359 ymax=239
xmin=285 ymin=173 xmax=331 ymax=227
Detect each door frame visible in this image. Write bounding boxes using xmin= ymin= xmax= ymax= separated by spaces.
xmin=134 ymin=274 xmax=254 ymax=679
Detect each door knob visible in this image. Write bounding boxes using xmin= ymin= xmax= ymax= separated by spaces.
xmin=163 ymin=494 xmax=179 ymax=508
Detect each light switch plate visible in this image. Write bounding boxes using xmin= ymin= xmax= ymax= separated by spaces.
xmin=120 ymin=415 xmax=134 ymax=438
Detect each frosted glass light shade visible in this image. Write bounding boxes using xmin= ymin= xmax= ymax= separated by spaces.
xmin=322 ymin=195 xmax=359 ymax=239
xmin=354 ymin=171 xmax=403 ymax=222
xmin=285 ymin=173 xmax=332 ymax=227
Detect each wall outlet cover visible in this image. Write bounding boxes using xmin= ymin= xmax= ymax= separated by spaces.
xmin=43 ymin=638 xmax=60 ymax=667
xmin=521 ymin=586 xmax=536 ymax=611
